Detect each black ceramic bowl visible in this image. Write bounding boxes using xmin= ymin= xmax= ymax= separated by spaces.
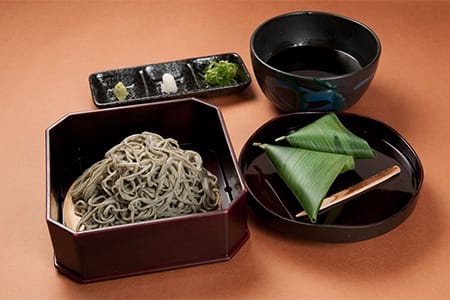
xmin=250 ymin=11 xmax=381 ymax=112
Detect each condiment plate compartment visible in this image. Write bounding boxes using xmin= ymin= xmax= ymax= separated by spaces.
xmin=89 ymin=53 xmax=251 ymax=108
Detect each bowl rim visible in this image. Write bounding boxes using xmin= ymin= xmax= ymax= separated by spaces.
xmin=250 ymin=10 xmax=382 ymax=81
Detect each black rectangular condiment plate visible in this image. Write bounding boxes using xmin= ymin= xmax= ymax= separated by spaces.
xmin=89 ymin=53 xmax=251 ymax=108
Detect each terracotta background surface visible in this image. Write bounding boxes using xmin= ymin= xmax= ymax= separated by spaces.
xmin=1 ymin=0 xmax=449 ymax=299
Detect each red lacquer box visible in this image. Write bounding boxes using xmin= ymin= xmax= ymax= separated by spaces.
xmin=45 ymin=98 xmax=249 ymax=282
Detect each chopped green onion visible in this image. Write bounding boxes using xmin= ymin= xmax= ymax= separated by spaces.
xmin=202 ymin=60 xmax=238 ymax=87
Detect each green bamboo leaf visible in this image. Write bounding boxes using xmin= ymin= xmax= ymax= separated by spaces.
xmin=253 ymin=143 xmax=354 ymax=223
xmin=275 ymin=114 xmax=376 ymax=159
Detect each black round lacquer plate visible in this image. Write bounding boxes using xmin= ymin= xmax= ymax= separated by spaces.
xmin=239 ymin=112 xmax=424 ymax=242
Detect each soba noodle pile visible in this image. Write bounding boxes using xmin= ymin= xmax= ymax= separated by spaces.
xmin=69 ymin=132 xmax=221 ymax=231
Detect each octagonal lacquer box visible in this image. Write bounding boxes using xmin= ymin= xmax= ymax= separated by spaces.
xmin=46 ymin=98 xmax=249 ymax=282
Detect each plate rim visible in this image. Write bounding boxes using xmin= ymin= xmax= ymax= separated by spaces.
xmin=239 ymin=112 xmax=424 ymax=242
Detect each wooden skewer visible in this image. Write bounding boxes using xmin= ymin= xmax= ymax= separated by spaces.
xmin=296 ymin=165 xmax=401 ymax=218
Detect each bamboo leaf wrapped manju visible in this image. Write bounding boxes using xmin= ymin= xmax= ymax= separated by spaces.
xmin=253 ymin=143 xmax=354 ymax=223
xmin=275 ymin=113 xmax=376 ymax=159
xmin=253 ymin=113 xmax=376 ymax=223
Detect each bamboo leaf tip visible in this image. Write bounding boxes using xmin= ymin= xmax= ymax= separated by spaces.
xmin=252 ymin=142 xmax=264 ymax=148
xmin=274 ymin=136 xmax=286 ymax=143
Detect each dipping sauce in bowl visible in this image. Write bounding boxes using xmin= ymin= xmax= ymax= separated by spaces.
xmin=250 ymin=11 xmax=381 ymax=112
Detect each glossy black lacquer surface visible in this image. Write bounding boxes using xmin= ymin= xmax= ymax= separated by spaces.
xmin=239 ymin=113 xmax=423 ymax=242
xmin=89 ymin=53 xmax=251 ymax=108
xmin=250 ymin=11 xmax=381 ymax=112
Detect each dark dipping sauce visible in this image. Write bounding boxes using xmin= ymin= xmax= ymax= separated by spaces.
xmin=267 ymin=45 xmax=362 ymax=77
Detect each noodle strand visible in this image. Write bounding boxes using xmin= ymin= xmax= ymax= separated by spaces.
xmin=70 ymin=132 xmax=220 ymax=231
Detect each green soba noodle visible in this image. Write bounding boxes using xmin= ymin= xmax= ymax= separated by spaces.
xmin=70 ymin=132 xmax=220 ymax=231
